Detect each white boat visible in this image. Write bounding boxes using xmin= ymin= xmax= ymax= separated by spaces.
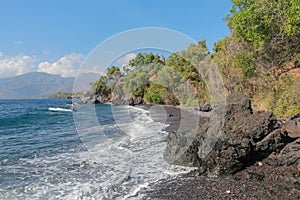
xmin=48 ymin=107 xmax=73 ymax=112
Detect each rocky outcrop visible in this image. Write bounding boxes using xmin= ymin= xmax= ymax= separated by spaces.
xmin=265 ymin=113 xmax=300 ymax=171
xmin=199 ymin=103 xmax=212 ymax=112
xmin=164 ymin=93 xmax=295 ymax=176
xmin=283 ymin=113 xmax=300 ymax=138
xmin=78 ymin=94 xmax=104 ymax=104
xmin=112 ymin=95 xmax=144 ymax=106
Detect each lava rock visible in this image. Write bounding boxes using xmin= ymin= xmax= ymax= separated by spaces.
xmin=112 ymin=95 xmax=144 ymax=106
xmin=78 ymin=94 xmax=104 ymax=104
xmin=282 ymin=113 xmax=300 ymax=138
xmin=164 ymin=93 xmax=289 ymax=176
xmin=199 ymin=103 xmax=212 ymax=112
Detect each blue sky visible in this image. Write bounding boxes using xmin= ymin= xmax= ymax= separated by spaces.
xmin=0 ymin=0 xmax=232 ymax=78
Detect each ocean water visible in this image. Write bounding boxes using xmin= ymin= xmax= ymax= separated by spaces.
xmin=0 ymin=99 xmax=193 ymax=199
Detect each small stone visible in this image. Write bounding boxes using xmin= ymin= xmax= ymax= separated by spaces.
xmin=226 ymin=190 xmax=231 ymax=194
xmin=258 ymin=162 xmax=263 ymax=166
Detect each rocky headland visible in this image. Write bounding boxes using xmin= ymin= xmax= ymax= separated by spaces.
xmin=142 ymin=93 xmax=300 ymax=199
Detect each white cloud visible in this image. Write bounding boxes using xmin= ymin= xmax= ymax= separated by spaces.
xmin=38 ymin=53 xmax=85 ymax=77
xmin=116 ymin=53 xmax=136 ymax=65
xmin=0 ymin=52 xmax=85 ymax=79
xmin=0 ymin=54 xmax=37 ymax=78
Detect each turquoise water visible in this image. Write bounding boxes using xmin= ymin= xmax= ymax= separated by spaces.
xmin=0 ymin=99 xmax=191 ymax=199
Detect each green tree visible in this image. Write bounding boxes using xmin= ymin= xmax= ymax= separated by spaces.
xmin=213 ymin=35 xmax=257 ymax=94
xmin=107 ymin=66 xmax=121 ymax=81
xmin=91 ymin=75 xmax=109 ymax=96
xmin=123 ymin=70 xmax=149 ymax=97
xmin=144 ymin=83 xmax=179 ymax=105
xmin=129 ymin=53 xmax=144 ymax=67
xmin=226 ymin=0 xmax=300 ymax=78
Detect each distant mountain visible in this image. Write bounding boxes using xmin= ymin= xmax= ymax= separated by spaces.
xmin=0 ymin=72 xmax=100 ymax=98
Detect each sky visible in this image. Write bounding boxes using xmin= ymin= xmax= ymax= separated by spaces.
xmin=0 ymin=0 xmax=232 ymax=79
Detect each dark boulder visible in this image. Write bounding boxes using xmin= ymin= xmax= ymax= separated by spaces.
xmin=282 ymin=113 xmax=300 ymax=139
xmin=112 ymin=95 xmax=144 ymax=106
xmin=265 ymin=114 xmax=300 ymax=169
xmin=199 ymin=103 xmax=212 ymax=112
xmin=164 ymin=93 xmax=290 ymax=176
xmin=78 ymin=94 xmax=104 ymax=104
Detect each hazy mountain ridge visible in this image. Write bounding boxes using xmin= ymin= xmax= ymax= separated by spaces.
xmin=0 ymin=72 xmax=99 ymax=98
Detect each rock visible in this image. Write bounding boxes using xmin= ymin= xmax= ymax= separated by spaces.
xmin=283 ymin=114 xmax=300 ymax=138
xmin=273 ymin=138 xmax=300 ymax=167
xmin=78 ymin=94 xmax=104 ymax=104
xmin=199 ymin=103 xmax=212 ymax=112
xmin=164 ymin=93 xmax=290 ymax=176
xmin=128 ymin=98 xmax=134 ymax=106
xmin=112 ymin=95 xmax=144 ymax=106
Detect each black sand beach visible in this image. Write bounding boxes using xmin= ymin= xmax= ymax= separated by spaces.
xmin=138 ymin=104 xmax=210 ymax=133
xmin=135 ymin=104 xmax=300 ymax=200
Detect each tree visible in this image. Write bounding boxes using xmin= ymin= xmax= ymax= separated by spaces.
xmin=226 ymin=0 xmax=300 ymax=78
xmin=123 ymin=70 xmax=149 ymax=97
xmin=213 ymin=35 xmax=256 ymax=94
xmin=144 ymin=83 xmax=179 ymax=105
xmin=129 ymin=53 xmax=144 ymax=67
xmin=107 ymin=66 xmax=121 ymax=82
xmin=144 ymin=52 xmax=155 ymax=65
xmin=91 ymin=75 xmax=109 ymax=96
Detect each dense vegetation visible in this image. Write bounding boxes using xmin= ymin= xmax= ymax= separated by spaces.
xmin=91 ymin=46 xmax=210 ymax=107
xmin=213 ymin=0 xmax=300 ymax=118
xmin=92 ymin=0 xmax=300 ymax=118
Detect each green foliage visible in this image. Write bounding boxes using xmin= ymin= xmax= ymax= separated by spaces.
xmin=129 ymin=53 xmax=145 ymax=67
xmin=227 ymin=0 xmax=300 ymax=78
xmin=181 ymin=40 xmax=209 ymax=66
xmin=273 ymin=76 xmax=300 ymax=118
xmin=215 ymin=0 xmax=300 ymax=119
xmin=129 ymin=52 xmax=163 ymax=68
xmin=123 ymin=70 xmax=149 ymax=97
xmin=227 ymin=0 xmax=300 ymax=47
xmin=144 ymin=83 xmax=179 ymax=105
xmin=213 ymin=34 xmax=256 ymax=82
xmin=87 ymin=0 xmax=299 ymax=119
xmin=107 ymin=66 xmax=121 ymax=80
xmin=91 ymin=75 xmax=109 ymax=96
xmin=155 ymin=65 xmax=200 ymax=107
xmin=166 ymin=53 xmax=199 ymax=82
xmin=233 ymin=52 xmax=256 ymax=78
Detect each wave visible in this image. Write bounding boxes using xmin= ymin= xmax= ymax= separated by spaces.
xmin=48 ymin=107 xmax=73 ymax=112
xmin=0 ymin=104 xmax=195 ymax=199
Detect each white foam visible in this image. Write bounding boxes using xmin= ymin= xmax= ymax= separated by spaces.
xmin=0 ymin=105 xmax=197 ymax=199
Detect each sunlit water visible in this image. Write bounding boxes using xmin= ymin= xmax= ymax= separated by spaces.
xmin=0 ymin=99 xmax=193 ymax=199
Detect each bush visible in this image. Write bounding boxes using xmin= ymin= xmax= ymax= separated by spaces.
xmin=144 ymin=84 xmax=179 ymax=105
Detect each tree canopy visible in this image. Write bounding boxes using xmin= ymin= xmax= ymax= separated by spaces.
xmin=226 ymin=0 xmax=300 ymax=77
xmin=90 ymin=0 xmax=300 ymax=118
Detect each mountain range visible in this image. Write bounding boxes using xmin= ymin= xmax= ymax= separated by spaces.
xmin=0 ymin=72 xmax=99 ymax=98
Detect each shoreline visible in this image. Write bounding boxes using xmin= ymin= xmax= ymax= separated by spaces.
xmin=136 ymin=104 xmax=210 ymax=133
xmin=131 ymin=104 xmax=300 ymax=200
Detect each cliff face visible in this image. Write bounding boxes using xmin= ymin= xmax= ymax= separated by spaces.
xmin=164 ymin=93 xmax=299 ymax=176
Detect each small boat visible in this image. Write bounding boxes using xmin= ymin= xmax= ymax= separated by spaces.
xmin=48 ymin=107 xmax=73 ymax=112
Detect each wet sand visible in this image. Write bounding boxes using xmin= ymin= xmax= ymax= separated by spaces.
xmin=138 ymin=104 xmax=210 ymax=133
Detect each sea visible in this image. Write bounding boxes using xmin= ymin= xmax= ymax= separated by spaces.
xmin=0 ymin=99 xmax=193 ymax=200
